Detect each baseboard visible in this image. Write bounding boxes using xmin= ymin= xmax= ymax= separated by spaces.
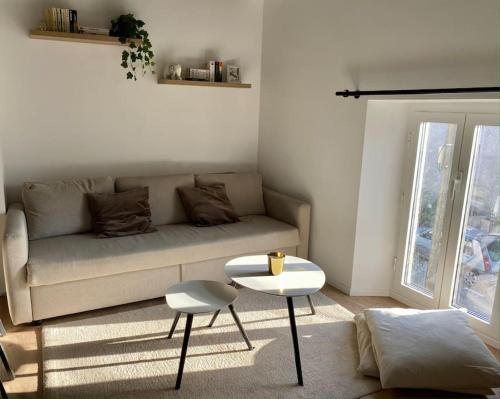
xmin=325 ymin=277 xmax=351 ymax=295
xmin=349 ymin=287 xmax=391 ymax=296
xmin=326 ymin=279 xmax=391 ymax=296
xmin=389 ymin=290 xmax=427 ymax=309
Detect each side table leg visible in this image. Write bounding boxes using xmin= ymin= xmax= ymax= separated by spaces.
xmin=0 ymin=381 xmax=6 ymax=399
xmin=286 ymin=296 xmax=303 ymax=386
xmin=0 ymin=344 xmax=13 ymax=380
xmin=168 ymin=312 xmax=181 ymax=339
xmin=228 ymin=304 xmax=253 ymax=350
xmin=208 ymin=310 xmax=221 ymax=327
xmin=175 ymin=313 xmax=193 ymax=390
xmin=306 ymin=295 xmax=316 ymax=315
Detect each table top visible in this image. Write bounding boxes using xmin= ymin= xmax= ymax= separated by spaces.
xmin=165 ymin=280 xmax=238 ymax=314
xmin=224 ymin=255 xmax=325 ymax=297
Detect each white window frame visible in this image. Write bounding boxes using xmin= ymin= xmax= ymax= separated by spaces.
xmin=392 ymin=108 xmax=500 ymax=348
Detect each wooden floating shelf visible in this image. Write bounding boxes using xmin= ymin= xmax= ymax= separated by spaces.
xmin=29 ymin=29 xmax=142 ymax=46
xmin=158 ymin=79 xmax=252 ymax=89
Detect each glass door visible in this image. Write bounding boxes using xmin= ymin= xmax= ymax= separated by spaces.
xmin=393 ymin=112 xmax=465 ymax=308
xmin=440 ymin=114 xmax=500 ymax=342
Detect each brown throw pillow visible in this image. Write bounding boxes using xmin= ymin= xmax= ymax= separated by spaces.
xmin=87 ymin=187 xmax=156 ymax=238
xmin=177 ymin=183 xmax=240 ymax=226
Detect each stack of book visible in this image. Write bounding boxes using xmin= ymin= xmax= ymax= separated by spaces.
xmin=44 ymin=8 xmax=78 ymax=33
xmin=78 ymin=27 xmax=110 ymax=35
xmin=207 ymin=61 xmax=224 ymax=82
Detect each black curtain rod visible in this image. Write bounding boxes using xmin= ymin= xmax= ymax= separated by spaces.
xmin=336 ymin=86 xmax=500 ymax=99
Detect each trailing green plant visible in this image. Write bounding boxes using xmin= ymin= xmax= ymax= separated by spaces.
xmin=110 ymin=14 xmax=155 ymax=81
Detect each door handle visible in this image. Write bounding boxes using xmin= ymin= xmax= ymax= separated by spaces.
xmin=450 ymin=171 xmax=463 ymax=201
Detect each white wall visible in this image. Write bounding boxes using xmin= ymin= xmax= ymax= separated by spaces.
xmin=0 ymin=0 xmax=263 ymax=202
xmin=259 ymin=0 xmax=499 ymax=293
xmin=0 ymin=148 xmax=5 ymax=294
xmin=350 ymin=102 xmax=410 ymax=296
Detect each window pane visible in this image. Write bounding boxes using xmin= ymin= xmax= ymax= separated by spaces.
xmin=404 ymin=122 xmax=457 ymax=296
xmin=452 ymin=125 xmax=500 ymax=322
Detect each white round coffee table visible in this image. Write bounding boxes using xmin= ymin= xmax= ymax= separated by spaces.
xmin=224 ymin=255 xmax=325 ymax=386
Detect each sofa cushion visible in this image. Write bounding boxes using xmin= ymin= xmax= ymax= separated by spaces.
xmin=27 ymin=215 xmax=300 ymax=287
xmin=195 ymin=173 xmax=265 ymax=216
xmin=177 ymin=183 xmax=240 ymax=226
xmin=115 ymin=174 xmax=194 ymax=225
xmin=22 ymin=177 xmax=114 ymax=240
xmin=88 ymin=188 xmax=156 ymax=238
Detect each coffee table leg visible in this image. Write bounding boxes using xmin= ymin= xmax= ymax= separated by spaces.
xmin=286 ymin=296 xmax=303 ymax=386
xmin=0 ymin=381 xmax=6 ymax=399
xmin=306 ymin=295 xmax=316 ymax=315
xmin=0 ymin=344 xmax=13 ymax=381
xmin=208 ymin=310 xmax=221 ymax=327
xmin=175 ymin=313 xmax=193 ymax=390
xmin=228 ymin=304 xmax=253 ymax=350
xmin=168 ymin=312 xmax=181 ymax=339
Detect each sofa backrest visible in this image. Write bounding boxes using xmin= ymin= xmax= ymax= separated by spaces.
xmin=195 ymin=173 xmax=265 ymax=216
xmin=115 ymin=174 xmax=194 ymax=226
xmin=19 ymin=172 xmax=264 ymax=240
xmin=22 ymin=177 xmax=114 ymax=240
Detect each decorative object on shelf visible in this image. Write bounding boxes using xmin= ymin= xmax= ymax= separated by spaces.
xmin=37 ymin=21 xmax=48 ymax=31
xmin=163 ymin=64 xmax=183 ymax=80
xmin=267 ymin=251 xmax=285 ymax=275
xmin=227 ymin=65 xmax=241 ymax=83
xmin=43 ymin=7 xmax=78 ymax=33
xmin=208 ymin=61 xmax=224 ymax=82
xmin=188 ymin=68 xmax=210 ymax=81
xmin=110 ymin=14 xmax=155 ymax=81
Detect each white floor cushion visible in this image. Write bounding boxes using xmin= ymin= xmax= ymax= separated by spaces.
xmin=364 ymin=308 xmax=500 ymax=394
xmin=354 ymin=313 xmax=379 ymax=378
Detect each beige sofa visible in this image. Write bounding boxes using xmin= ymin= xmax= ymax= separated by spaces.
xmin=3 ymin=172 xmax=310 ymax=325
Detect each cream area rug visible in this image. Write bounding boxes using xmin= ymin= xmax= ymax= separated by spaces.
xmin=42 ymin=288 xmax=381 ymax=398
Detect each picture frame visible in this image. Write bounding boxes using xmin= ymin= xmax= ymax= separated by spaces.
xmin=226 ymin=65 xmax=240 ymax=83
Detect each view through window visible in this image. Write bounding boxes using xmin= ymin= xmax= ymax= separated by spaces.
xmin=404 ymin=122 xmax=457 ymax=296
xmin=452 ymin=125 xmax=500 ymax=322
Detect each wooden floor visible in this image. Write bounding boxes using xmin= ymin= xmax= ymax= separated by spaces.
xmin=0 ymin=285 xmax=498 ymax=398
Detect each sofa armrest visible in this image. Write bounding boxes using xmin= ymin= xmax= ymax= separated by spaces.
xmin=2 ymin=203 xmax=32 ymax=325
xmin=263 ymin=187 xmax=311 ymax=259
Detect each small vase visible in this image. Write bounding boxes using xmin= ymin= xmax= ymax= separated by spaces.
xmin=268 ymin=252 xmax=285 ymax=275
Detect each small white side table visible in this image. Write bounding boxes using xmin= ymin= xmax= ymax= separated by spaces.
xmin=224 ymin=255 xmax=325 ymax=386
xmin=165 ymin=280 xmax=252 ymax=390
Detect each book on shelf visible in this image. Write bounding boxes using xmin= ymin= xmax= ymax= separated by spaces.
xmin=78 ymin=26 xmax=110 ymax=35
xmin=43 ymin=7 xmax=78 ymax=33
xmin=208 ymin=61 xmax=215 ymax=82
xmin=207 ymin=61 xmax=225 ymax=82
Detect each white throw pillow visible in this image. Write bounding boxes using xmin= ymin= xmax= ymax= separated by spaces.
xmin=354 ymin=313 xmax=379 ymax=378
xmin=364 ymin=308 xmax=500 ymax=394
